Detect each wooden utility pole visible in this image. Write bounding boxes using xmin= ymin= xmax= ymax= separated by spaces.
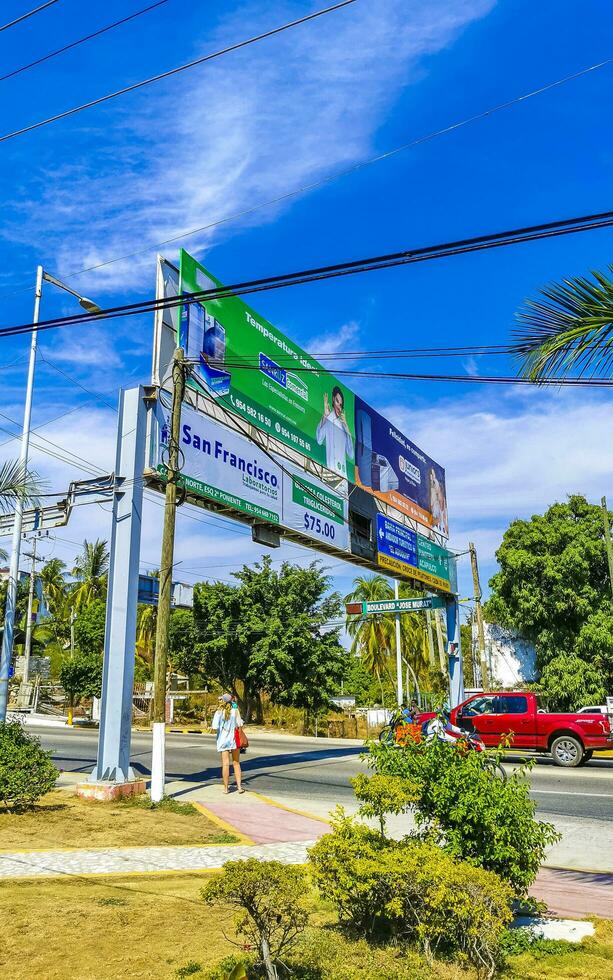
xmin=601 ymin=497 xmax=613 ymax=599
xmin=469 ymin=542 xmax=488 ymax=688
xmin=434 ymin=609 xmax=446 ymax=673
xmin=425 ymin=609 xmax=436 ymax=667
xmin=151 ymin=348 xmax=185 ymax=801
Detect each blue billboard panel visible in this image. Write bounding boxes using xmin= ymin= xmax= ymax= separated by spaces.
xmin=355 ymin=396 xmax=448 ymax=536
xmin=376 ymin=513 xmax=452 ymax=593
xmin=376 ymin=514 xmax=418 ymax=568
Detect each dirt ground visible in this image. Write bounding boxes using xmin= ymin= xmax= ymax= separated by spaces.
xmin=0 ymin=791 xmax=236 ymax=850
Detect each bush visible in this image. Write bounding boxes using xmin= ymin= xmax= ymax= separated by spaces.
xmin=367 ymin=738 xmax=559 ymax=896
xmin=201 ymin=859 xmax=310 ymax=980
xmin=309 ymin=812 xmax=513 ymax=977
xmin=351 ymin=773 xmax=416 ymax=838
xmin=0 ymin=721 xmax=57 ymax=809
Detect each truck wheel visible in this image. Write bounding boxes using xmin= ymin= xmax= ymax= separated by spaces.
xmin=578 ymin=750 xmax=593 ymax=766
xmin=551 ymin=735 xmax=584 ymax=767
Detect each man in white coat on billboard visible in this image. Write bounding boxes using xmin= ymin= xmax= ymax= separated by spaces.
xmin=316 ymin=386 xmax=353 ymax=478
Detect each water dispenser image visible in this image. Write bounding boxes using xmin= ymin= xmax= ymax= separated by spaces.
xmin=356 ymin=406 xmax=399 ymax=493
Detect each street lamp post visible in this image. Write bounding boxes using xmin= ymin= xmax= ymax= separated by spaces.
xmin=0 ymin=266 xmax=101 ymax=722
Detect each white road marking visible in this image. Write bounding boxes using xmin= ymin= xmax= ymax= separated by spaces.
xmin=531 ymin=789 xmax=612 ymax=799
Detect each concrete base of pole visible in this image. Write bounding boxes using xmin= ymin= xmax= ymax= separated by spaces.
xmin=76 ymin=780 xmax=146 ymax=802
xmin=150 ymin=721 xmax=166 ymax=803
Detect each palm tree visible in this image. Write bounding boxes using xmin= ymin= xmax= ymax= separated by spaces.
xmin=345 ymin=574 xmax=395 ymax=704
xmin=136 ymin=603 xmax=157 ymax=669
xmin=513 ymin=266 xmax=613 ymax=380
xmin=40 ymin=558 xmax=70 ymax=647
xmin=71 ymin=539 xmax=109 ymax=612
xmin=0 ymin=459 xmax=40 ymax=514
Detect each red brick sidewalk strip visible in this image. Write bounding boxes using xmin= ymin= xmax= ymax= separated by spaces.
xmin=531 ymin=868 xmax=613 ymax=919
xmin=200 ymin=798 xmax=330 ymax=844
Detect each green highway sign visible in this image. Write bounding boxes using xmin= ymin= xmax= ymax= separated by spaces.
xmin=345 ymin=596 xmax=446 ymax=616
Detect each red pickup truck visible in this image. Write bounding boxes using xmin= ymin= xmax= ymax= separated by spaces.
xmin=443 ymin=691 xmax=613 ymax=767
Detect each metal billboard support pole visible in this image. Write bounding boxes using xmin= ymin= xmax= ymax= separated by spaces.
xmin=394 ymin=579 xmax=403 ymax=707
xmin=90 ymin=387 xmax=147 ymax=785
xmin=445 ymin=558 xmax=464 ymax=709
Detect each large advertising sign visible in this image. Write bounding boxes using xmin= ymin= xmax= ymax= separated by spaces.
xmin=173 ymin=249 xmax=448 ymax=538
xmin=178 ymin=250 xmax=355 ymax=480
xmin=355 ymin=396 xmax=448 ymax=535
xmin=376 ymin=514 xmax=451 ymax=592
xmin=151 ymin=397 xmax=350 ymax=553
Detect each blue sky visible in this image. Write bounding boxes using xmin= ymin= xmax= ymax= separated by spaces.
xmin=1 ymin=0 xmax=613 ymax=614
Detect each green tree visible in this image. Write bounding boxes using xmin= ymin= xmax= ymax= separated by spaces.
xmin=39 ymin=558 xmax=70 ymax=652
xmin=168 ymin=608 xmax=201 ymax=680
xmin=368 ymin=738 xmax=559 ymax=897
xmin=537 ymin=654 xmax=606 ymax=711
xmin=345 ymin=575 xmax=395 ymax=704
xmin=186 ymin=557 xmax=347 ymax=722
xmin=71 ymin=538 xmax=109 ymax=612
xmin=513 ymin=264 xmax=613 ymax=381
xmin=60 ymin=652 xmax=103 ymax=710
xmin=73 ymin=598 xmax=106 ymax=656
xmin=345 ymin=575 xmax=435 ymax=704
xmin=486 ymin=494 xmax=613 ymax=678
xmin=136 ymin=603 xmax=157 ymax=668
xmin=0 ymin=459 xmax=40 ymax=513
xmin=202 ymin=860 xmax=309 ymax=980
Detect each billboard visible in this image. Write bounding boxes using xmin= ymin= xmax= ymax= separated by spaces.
xmin=176 ymin=249 xmax=447 ymax=536
xmin=355 ymin=396 xmax=448 ymax=535
xmin=376 ymin=514 xmax=451 ymax=592
xmin=151 ymin=396 xmax=350 ymax=553
xmin=178 ymin=249 xmax=356 ymax=480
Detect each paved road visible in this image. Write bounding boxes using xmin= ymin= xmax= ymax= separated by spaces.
xmin=36 ymin=726 xmax=613 ymax=823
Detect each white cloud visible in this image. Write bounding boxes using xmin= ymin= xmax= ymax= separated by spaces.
xmin=308 ymin=319 xmax=361 ymax=355
xmin=383 ymin=385 xmax=613 ymax=593
xmin=45 ymin=327 xmax=123 ymax=371
xmin=3 ymin=0 xmax=496 ymax=294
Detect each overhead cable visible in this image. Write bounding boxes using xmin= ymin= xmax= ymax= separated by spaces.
xmin=0 ymin=0 xmax=356 ymax=144
xmin=0 ymin=0 xmax=59 ymax=34
xmin=0 ymin=0 xmax=170 ymax=84
xmin=3 ymin=52 xmax=611 ymax=292
xmin=2 ymin=209 xmax=613 ymax=341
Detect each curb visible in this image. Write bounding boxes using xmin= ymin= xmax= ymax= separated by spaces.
xmin=249 ymin=791 xmax=332 ymax=827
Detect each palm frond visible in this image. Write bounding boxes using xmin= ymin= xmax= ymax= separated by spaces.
xmin=512 ymin=265 xmax=613 ymax=381
xmin=0 ymin=459 xmax=41 ymax=513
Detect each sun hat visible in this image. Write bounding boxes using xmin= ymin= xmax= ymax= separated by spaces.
xmin=219 ymin=693 xmax=232 ymax=703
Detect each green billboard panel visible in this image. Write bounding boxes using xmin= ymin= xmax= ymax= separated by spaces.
xmin=417 ymin=535 xmax=450 ymax=584
xmin=178 ymin=249 xmax=355 ymax=480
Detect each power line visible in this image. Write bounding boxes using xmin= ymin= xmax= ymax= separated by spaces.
xmin=0 ymin=0 xmax=59 ymax=34
xmin=0 ymin=0 xmax=356 ymax=144
xmin=37 ymin=350 xmax=118 ymax=411
xmin=218 ymin=361 xmax=613 ymax=386
xmin=3 ymin=53 xmax=611 ymax=293
xmin=2 ymin=208 xmax=613 ymax=342
xmin=0 ymin=0 xmax=170 ymax=84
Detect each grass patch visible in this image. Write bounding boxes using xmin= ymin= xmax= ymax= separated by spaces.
xmin=0 ymin=790 xmax=238 ymax=850
xmin=0 ymin=872 xmax=610 ymax=979
xmin=118 ymin=794 xmax=199 ymax=816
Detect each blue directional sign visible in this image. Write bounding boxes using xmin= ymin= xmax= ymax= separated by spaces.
xmin=376 ymin=514 xmax=418 ymax=570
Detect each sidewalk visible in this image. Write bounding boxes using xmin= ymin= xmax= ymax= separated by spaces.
xmin=1 ymin=786 xmax=612 ymax=919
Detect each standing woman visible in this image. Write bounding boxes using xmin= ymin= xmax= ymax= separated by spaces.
xmin=212 ymin=693 xmax=245 ymax=794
